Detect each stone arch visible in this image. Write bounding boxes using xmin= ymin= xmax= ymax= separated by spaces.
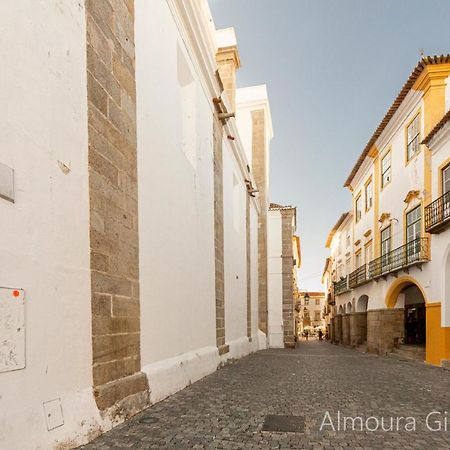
xmin=382 ymin=275 xmax=426 ymax=357
xmin=346 ymin=301 xmax=353 ymax=314
xmin=338 ymin=305 xmax=344 ymax=315
xmin=385 ymin=276 xmax=428 ymax=308
xmin=356 ymin=295 xmax=368 ymax=313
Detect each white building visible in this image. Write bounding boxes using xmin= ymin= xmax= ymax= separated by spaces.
xmin=0 ymin=1 xmax=276 ymax=448
xmin=324 ymin=56 xmax=450 ymax=366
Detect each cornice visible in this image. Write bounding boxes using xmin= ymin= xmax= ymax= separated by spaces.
xmin=166 ymin=0 xmax=221 ymax=102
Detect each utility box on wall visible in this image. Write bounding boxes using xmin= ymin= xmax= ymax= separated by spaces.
xmin=0 ymin=162 xmax=15 ymax=203
xmin=0 ymin=288 xmax=25 ymax=372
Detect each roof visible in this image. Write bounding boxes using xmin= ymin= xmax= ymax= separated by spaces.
xmin=422 ymin=109 xmax=450 ymax=146
xmin=344 ymin=55 xmax=450 ymax=187
xmin=325 ymin=212 xmax=350 ymax=248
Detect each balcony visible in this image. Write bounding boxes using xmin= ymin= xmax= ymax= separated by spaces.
xmin=334 ymin=276 xmax=349 ymax=296
xmin=349 ymin=265 xmax=367 ymax=289
xmin=425 ymin=192 xmax=450 ymax=233
xmin=368 ymin=237 xmax=429 ymax=279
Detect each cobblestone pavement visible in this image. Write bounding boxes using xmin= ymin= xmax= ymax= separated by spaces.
xmin=81 ymin=341 xmax=450 ymax=449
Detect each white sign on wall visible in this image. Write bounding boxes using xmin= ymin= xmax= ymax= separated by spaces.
xmin=0 ymin=287 xmax=25 ymax=372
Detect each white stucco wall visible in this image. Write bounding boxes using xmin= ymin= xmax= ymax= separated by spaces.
xmin=429 ymin=126 xmax=450 ymax=326
xmin=250 ymin=202 xmax=260 ymax=348
xmin=0 ymin=2 xmax=102 ymax=449
xmin=223 ymin=140 xmax=248 ymax=346
xmin=136 ymin=0 xmax=218 ymax=400
xmin=267 ymin=210 xmax=283 ymax=347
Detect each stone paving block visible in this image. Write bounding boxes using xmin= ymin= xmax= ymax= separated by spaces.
xmin=81 ymin=341 xmax=450 ymax=449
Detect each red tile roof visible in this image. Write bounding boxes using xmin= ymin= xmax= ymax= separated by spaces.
xmin=344 ymin=55 xmax=450 ymax=187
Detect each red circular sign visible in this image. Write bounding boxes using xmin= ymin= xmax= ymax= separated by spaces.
xmin=12 ymin=290 xmax=20 ymax=297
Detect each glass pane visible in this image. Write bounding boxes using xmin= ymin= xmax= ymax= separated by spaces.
xmin=443 ymin=166 xmax=450 ymax=194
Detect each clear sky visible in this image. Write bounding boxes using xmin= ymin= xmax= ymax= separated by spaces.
xmin=209 ymin=0 xmax=450 ymax=291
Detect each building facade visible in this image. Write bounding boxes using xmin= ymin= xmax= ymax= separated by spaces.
xmin=0 ymin=2 xmax=277 ymax=449
xmin=324 ymin=56 xmax=450 ymax=366
xmin=267 ymin=204 xmax=301 ymax=348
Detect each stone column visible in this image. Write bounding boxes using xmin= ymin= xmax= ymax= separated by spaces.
xmin=216 ymin=40 xmax=240 ymax=112
xmin=335 ymin=315 xmax=343 ymax=344
xmin=350 ymin=312 xmax=367 ymax=347
xmin=281 ymin=209 xmax=296 ymax=348
xmin=214 ymin=34 xmax=240 ymax=356
xmin=252 ymin=110 xmax=269 ymax=335
xmin=86 ymin=0 xmax=149 ymax=412
xmin=342 ymin=313 xmax=351 ymax=346
xmin=330 ymin=317 xmax=335 ymax=342
xmin=367 ymin=309 xmax=404 ymax=355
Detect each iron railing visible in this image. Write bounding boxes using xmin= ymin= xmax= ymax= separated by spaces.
xmin=349 ymin=265 xmax=367 ymax=288
xmin=334 ymin=277 xmax=349 ymax=296
xmin=368 ymin=237 xmax=429 ymax=279
xmin=425 ymin=191 xmax=450 ymax=232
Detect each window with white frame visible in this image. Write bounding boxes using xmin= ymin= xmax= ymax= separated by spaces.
xmin=355 ymin=196 xmax=362 ymax=222
xmin=355 ymin=251 xmax=361 ymax=268
xmin=346 ymin=232 xmax=350 ymax=248
xmin=381 ymin=226 xmax=391 ymax=256
xmin=406 ymin=206 xmax=421 ymax=243
xmin=346 ymin=257 xmax=351 ymax=274
xmin=443 ymin=164 xmax=450 ymax=195
xmin=381 ymin=152 xmax=391 ymax=187
xmin=365 ymin=180 xmax=373 ymax=210
xmin=407 ymin=114 xmax=420 ymax=161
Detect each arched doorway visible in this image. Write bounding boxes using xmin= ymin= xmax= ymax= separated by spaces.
xmin=385 ymin=277 xmax=426 ymax=359
xmin=352 ymin=295 xmax=368 ymax=347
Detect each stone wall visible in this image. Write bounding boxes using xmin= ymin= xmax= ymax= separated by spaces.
xmin=213 ymin=117 xmax=228 ymax=355
xmin=350 ymin=312 xmax=367 ymax=347
xmin=367 ymin=309 xmax=404 ymax=355
xmin=246 ymin=194 xmax=252 ymax=339
xmin=281 ymin=209 xmax=295 ymax=347
xmin=342 ymin=314 xmax=351 ymax=346
xmin=85 ymin=0 xmax=149 ymax=412
xmin=334 ymin=315 xmax=343 ymax=344
xmin=252 ymin=110 xmax=268 ymax=335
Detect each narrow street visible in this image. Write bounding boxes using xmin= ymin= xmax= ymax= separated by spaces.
xmin=81 ymin=342 xmax=450 ymax=449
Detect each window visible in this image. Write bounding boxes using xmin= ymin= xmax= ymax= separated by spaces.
xmin=443 ymin=164 xmax=450 ymax=195
xmin=346 ymin=233 xmax=351 ymax=248
xmin=314 ymin=311 xmax=321 ymax=321
xmin=381 ymin=226 xmax=391 ymax=256
xmin=407 ymin=114 xmax=420 ymax=161
xmin=406 ymin=206 xmax=422 ymax=261
xmin=355 ymin=195 xmax=362 ymax=222
xmin=406 ymin=206 xmax=421 ymax=243
xmin=365 ymin=242 xmax=373 ymax=264
xmin=380 ymin=226 xmax=391 ymax=271
xmin=346 ymin=257 xmax=351 ymax=274
xmin=315 ymin=299 xmax=320 ymax=306
xmin=365 ymin=180 xmax=373 ymax=210
xmin=381 ymin=152 xmax=391 ymax=187
xmin=355 ymin=251 xmax=361 ymax=269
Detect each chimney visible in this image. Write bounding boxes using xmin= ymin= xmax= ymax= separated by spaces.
xmin=215 ymin=27 xmax=241 ymax=112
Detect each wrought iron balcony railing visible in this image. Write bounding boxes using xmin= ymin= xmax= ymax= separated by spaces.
xmin=368 ymin=237 xmax=429 ymax=279
xmin=334 ymin=277 xmax=349 ymax=296
xmin=425 ymin=191 xmax=450 ymax=233
xmin=349 ymin=265 xmax=367 ymax=289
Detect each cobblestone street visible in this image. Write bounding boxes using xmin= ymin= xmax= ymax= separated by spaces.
xmin=81 ymin=341 xmax=450 ymax=449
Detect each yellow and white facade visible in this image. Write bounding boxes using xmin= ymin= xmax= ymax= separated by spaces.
xmin=325 ymin=56 xmax=450 ymax=366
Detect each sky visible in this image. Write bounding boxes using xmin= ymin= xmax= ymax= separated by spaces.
xmin=209 ymin=0 xmax=450 ymax=291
